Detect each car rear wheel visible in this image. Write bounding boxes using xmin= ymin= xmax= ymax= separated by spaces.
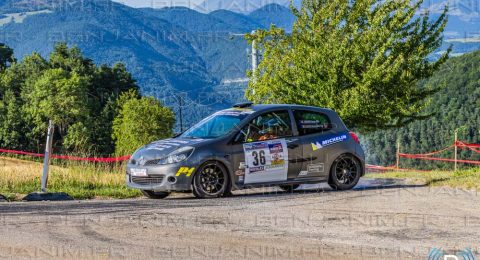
xmin=192 ymin=161 xmax=231 ymax=199
xmin=278 ymin=184 xmax=300 ymax=192
xmin=328 ymin=154 xmax=361 ymax=191
xmin=141 ymin=190 xmax=170 ymax=199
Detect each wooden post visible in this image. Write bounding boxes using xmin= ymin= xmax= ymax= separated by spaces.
xmin=396 ymin=139 xmax=400 ymax=170
xmin=454 ymin=130 xmax=458 ymax=172
xmin=41 ymin=120 xmax=54 ymax=193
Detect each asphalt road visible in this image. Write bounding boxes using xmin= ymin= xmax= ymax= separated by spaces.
xmin=1 ymin=179 xmax=479 ymax=259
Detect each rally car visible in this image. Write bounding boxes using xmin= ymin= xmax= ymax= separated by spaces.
xmin=126 ymin=103 xmax=365 ymax=199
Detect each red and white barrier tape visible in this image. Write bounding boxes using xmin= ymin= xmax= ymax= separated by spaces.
xmin=0 ymin=149 xmax=130 ymax=163
xmin=399 ymin=154 xmax=480 ymax=165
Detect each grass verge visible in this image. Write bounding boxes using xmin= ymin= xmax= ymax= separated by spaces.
xmin=366 ymin=167 xmax=480 ymax=191
xmin=0 ymin=156 xmax=141 ymax=201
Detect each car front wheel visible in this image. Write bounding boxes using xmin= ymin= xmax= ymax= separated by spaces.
xmin=192 ymin=161 xmax=231 ymax=199
xmin=328 ymin=154 xmax=361 ymax=191
xmin=141 ymin=190 xmax=170 ymax=199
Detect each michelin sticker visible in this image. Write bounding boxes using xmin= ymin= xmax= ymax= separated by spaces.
xmin=311 ymin=134 xmax=348 ymax=151
xmin=243 ymin=139 xmax=289 ymax=184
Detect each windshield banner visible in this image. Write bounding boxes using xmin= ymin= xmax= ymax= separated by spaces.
xmin=243 ymin=139 xmax=289 ymax=184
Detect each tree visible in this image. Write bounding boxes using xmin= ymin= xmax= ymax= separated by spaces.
xmin=0 ymin=90 xmax=25 ymax=149
xmin=23 ymin=68 xmax=89 ymax=141
xmin=364 ymin=51 xmax=480 ymax=169
xmin=0 ymin=43 xmax=141 ymax=154
xmin=0 ymin=43 xmax=15 ymax=71
xmin=246 ymin=0 xmax=450 ymax=131
xmin=112 ymin=91 xmax=175 ymax=156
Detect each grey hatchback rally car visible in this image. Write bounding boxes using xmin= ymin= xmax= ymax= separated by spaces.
xmin=126 ymin=103 xmax=365 ymax=199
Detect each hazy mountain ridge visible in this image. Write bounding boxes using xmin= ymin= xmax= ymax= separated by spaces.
xmin=0 ymin=0 xmax=478 ymax=127
xmin=0 ymin=0 xmax=296 ymax=126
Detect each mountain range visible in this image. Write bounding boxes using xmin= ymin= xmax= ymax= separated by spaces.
xmin=0 ymin=0 xmax=479 ymax=128
xmin=0 ymin=0 xmax=297 ymax=126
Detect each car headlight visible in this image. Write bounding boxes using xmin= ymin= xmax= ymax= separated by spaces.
xmin=157 ymin=146 xmax=195 ymax=165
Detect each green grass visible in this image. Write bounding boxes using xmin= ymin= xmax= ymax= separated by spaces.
xmin=366 ymin=167 xmax=480 ymax=190
xmin=0 ymin=156 xmax=142 ymax=201
xmin=3 ymin=156 xmax=479 ymax=201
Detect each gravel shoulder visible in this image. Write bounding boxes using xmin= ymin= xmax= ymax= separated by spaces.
xmin=1 ymin=178 xmax=479 ymax=259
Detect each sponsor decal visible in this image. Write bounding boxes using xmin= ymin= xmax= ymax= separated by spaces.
xmin=299 ymin=171 xmax=308 ymax=176
xmin=175 ymin=167 xmax=195 ymax=177
xmin=311 ymin=134 xmax=348 ymax=151
xmin=235 ymin=169 xmax=245 ymax=176
xmin=307 ymin=163 xmax=324 ymax=173
xmin=243 ymin=139 xmax=289 ymax=184
xmin=249 ymin=166 xmax=265 ymax=173
xmin=215 ymin=109 xmax=254 ymax=117
xmin=146 ymin=139 xmax=198 ymax=151
xmin=239 ymin=162 xmax=247 ymax=170
xmin=268 ymin=143 xmax=285 ymax=165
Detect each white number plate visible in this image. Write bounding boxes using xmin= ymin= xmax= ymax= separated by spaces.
xmin=130 ymin=168 xmax=148 ymax=177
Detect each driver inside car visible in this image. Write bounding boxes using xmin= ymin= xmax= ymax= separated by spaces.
xmin=258 ymin=124 xmax=278 ymax=141
xmin=258 ymin=119 xmax=280 ymax=141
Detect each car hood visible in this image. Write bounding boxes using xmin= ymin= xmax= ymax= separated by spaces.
xmin=130 ymin=138 xmax=208 ymax=166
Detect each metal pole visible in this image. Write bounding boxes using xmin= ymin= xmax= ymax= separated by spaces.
xmin=396 ymin=139 xmax=400 ymax=170
xmin=178 ymin=94 xmax=184 ymax=133
xmin=454 ymin=129 xmax=458 ymax=172
xmin=41 ymin=120 xmax=54 ymax=193
xmin=251 ymin=39 xmax=258 ymax=75
xmin=251 ymin=30 xmax=258 ymax=92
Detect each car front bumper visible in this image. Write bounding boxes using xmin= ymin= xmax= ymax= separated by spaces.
xmin=126 ymin=163 xmax=195 ymax=192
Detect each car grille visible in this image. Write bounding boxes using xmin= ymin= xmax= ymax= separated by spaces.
xmin=131 ymin=176 xmax=164 ymax=185
xmin=144 ymin=159 xmax=161 ymax=166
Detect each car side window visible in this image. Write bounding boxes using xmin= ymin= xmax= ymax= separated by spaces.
xmin=294 ymin=110 xmax=332 ymax=136
xmin=236 ymin=110 xmax=293 ymax=143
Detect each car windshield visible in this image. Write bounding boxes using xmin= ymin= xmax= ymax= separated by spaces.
xmin=180 ymin=110 xmax=250 ymax=139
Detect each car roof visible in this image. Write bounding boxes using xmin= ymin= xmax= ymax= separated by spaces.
xmin=225 ymin=103 xmax=347 ymax=131
xmin=248 ymin=104 xmax=334 ymax=113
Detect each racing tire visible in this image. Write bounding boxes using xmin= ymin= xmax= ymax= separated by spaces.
xmin=141 ymin=190 xmax=170 ymax=199
xmin=328 ymin=154 xmax=361 ymax=191
xmin=278 ymin=184 xmax=300 ymax=192
xmin=192 ymin=161 xmax=231 ymax=199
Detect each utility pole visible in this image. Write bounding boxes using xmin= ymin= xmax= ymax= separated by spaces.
xmin=454 ymin=129 xmax=458 ymax=172
xmin=41 ymin=120 xmax=54 ymax=193
xmin=251 ymin=30 xmax=258 ymax=79
xmin=178 ymin=94 xmax=184 ymax=133
xmin=396 ymin=139 xmax=401 ymax=170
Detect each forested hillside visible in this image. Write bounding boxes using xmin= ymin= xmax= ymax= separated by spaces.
xmin=0 ymin=0 xmax=298 ymax=127
xmin=364 ymin=51 xmax=480 ymax=169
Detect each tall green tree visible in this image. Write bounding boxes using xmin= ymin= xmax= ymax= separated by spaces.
xmin=0 ymin=43 xmax=146 ymax=155
xmin=246 ymin=0 xmax=450 ymax=131
xmin=23 ymin=68 xmax=90 ymax=143
xmin=0 ymin=43 xmax=15 ymax=72
xmin=113 ymin=91 xmax=175 ymax=156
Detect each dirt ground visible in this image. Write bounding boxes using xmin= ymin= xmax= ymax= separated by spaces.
xmin=0 ymin=178 xmax=479 ymax=259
